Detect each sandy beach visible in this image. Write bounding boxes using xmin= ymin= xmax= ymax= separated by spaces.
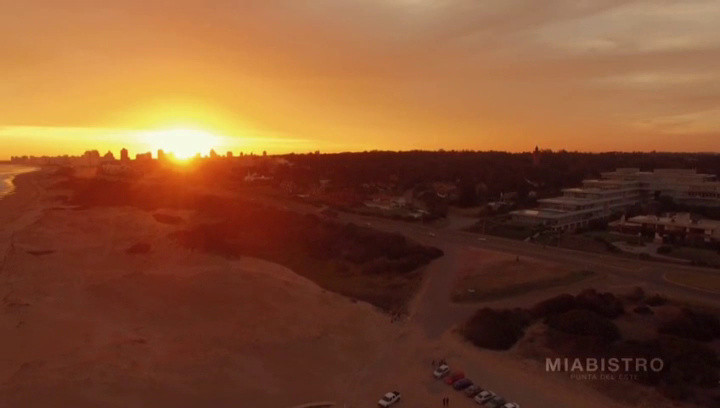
xmin=0 ymin=170 xmax=688 ymax=408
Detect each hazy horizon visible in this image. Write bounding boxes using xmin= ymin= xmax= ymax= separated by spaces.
xmin=4 ymin=146 xmax=720 ymax=162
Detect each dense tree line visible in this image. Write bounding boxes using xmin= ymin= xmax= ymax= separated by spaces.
xmin=270 ymin=151 xmax=720 ymax=205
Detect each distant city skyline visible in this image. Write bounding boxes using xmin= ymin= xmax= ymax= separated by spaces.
xmin=6 ymin=143 xmax=720 ymax=163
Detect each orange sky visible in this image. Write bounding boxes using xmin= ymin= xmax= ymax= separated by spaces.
xmin=1 ymin=0 xmax=719 ymax=159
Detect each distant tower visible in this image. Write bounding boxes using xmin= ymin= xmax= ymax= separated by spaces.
xmin=532 ymin=146 xmax=541 ymax=167
xmin=226 ymin=151 xmax=233 ymax=158
xmin=120 ymin=148 xmax=129 ymax=162
xmin=209 ymin=149 xmax=218 ymax=159
xmin=157 ymin=149 xmax=166 ymax=162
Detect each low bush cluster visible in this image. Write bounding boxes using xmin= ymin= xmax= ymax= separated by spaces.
xmin=531 ymin=289 xmax=624 ymax=319
xmin=546 ymin=309 xmax=621 ymax=342
xmin=461 ymin=308 xmax=531 ymax=350
xmin=645 ymin=294 xmax=668 ymax=306
xmin=659 ymin=308 xmax=720 ymax=342
xmin=612 ymin=336 xmax=720 ymax=399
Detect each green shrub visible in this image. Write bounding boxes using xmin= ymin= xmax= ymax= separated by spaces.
xmin=531 ymin=289 xmax=624 ymax=319
xmin=546 ymin=309 xmax=621 ymax=342
xmin=658 ymin=308 xmax=720 ymax=342
xmin=626 ymin=286 xmax=645 ymax=302
xmin=645 ymin=294 xmax=668 ymax=306
xmin=657 ymin=245 xmax=673 ymax=255
xmin=575 ymin=289 xmax=624 ymax=318
xmin=462 ymin=308 xmax=531 ymax=350
xmin=633 ymin=305 xmax=654 ymax=315
xmin=531 ymin=294 xmax=576 ymax=318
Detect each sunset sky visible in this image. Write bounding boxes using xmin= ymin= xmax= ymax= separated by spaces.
xmin=2 ymin=0 xmax=719 ymax=159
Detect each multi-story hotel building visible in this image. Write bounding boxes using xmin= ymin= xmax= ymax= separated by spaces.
xmin=511 ymin=168 xmax=720 ymax=231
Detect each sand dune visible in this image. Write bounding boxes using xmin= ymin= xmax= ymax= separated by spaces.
xmin=1 ymin=202 xmax=400 ymax=407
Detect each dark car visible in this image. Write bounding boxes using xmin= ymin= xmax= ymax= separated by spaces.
xmin=464 ymin=385 xmax=482 ymax=397
xmin=486 ymin=397 xmax=507 ymax=408
xmin=452 ymin=378 xmax=473 ymax=391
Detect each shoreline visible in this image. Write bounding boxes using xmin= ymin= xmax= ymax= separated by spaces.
xmin=0 ymin=166 xmax=40 ymax=200
xmin=0 ymin=169 xmax=47 ymax=271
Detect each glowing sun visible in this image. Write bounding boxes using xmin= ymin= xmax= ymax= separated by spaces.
xmin=140 ymin=127 xmax=226 ymax=159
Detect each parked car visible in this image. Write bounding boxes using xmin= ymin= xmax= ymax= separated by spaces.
xmin=473 ymin=390 xmax=496 ymax=405
xmin=464 ymin=385 xmax=482 ymax=397
xmin=444 ymin=371 xmax=465 ymax=385
xmin=433 ymin=364 xmax=450 ymax=379
xmin=486 ymin=396 xmax=507 ymax=408
xmin=502 ymin=403 xmax=520 ymax=408
xmin=453 ymin=378 xmax=473 ymax=391
xmin=378 ymin=391 xmax=401 ymax=407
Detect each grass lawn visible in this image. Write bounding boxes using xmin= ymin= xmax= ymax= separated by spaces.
xmin=452 ymin=253 xmax=596 ymax=302
xmin=664 ymin=270 xmax=720 ymax=294
xmin=663 ymin=247 xmax=720 ymax=268
xmin=585 ymin=231 xmax=649 ymax=244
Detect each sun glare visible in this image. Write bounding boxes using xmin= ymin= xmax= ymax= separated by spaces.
xmin=139 ymin=127 xmax=226 ymax=160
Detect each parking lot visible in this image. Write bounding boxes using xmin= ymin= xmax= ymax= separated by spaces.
xmin=377 ymin=358 xmax=521 ymax=408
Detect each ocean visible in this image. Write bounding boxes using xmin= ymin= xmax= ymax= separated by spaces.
xmin=0 ymin=164 xmax=38 ymax=199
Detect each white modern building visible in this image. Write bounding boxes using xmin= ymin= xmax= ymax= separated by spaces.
xmin=601 ymin=168 xmax=720 ymax=207
xmin=611 ymin=213 xmax=720 ymax=243
xmin=511 ymin=168 xmax=720 ymax=231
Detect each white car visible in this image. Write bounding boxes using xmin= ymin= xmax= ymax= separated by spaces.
xmin=433 ymin=364 xmax=450 ymax=379
xmin=378 ymin=391 xmax=401 ymax=407
xmin=473 ymin=390 xmax=496 ymax=405
xmin=502 ymin=404 xmax=520 ymax=408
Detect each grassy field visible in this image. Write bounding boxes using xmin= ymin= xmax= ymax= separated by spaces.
xmin=665 ymin=270 xmax=720 ymax=294
xmin=452 ymin=252 xmax=596 ymax=302
xmin=663 ymin=247 xmax=720 ymax=268
xmin=453 ymin=270 xmax=595 ymax=302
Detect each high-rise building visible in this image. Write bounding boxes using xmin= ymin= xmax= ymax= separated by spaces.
xmin=120 ymin=148 xmax=129 ymax=162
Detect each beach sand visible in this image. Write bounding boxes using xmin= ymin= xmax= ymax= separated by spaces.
xmin=0 ymin=171 xmax=678 ymax=408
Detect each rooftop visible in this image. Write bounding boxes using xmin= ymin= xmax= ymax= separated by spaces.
xmin=511 ymin=209 xmax=568 ymax=219
xmin=627 ymin=213 xmax=720 ymax=229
